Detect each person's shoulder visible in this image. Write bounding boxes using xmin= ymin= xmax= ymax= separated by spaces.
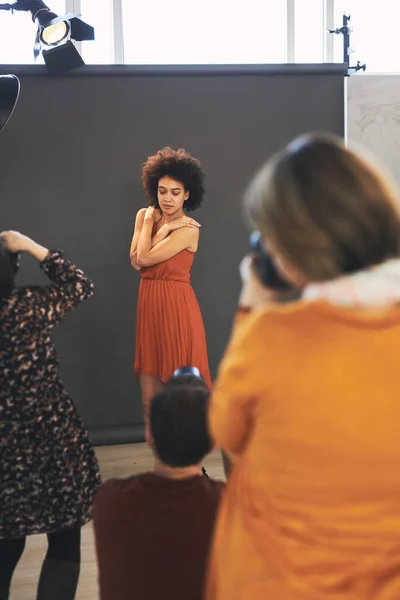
xmin=168 ymin=220 xmax=199 ymax=251
xmin=135 ymin=207 xmax=147 ymax=222
xmin=191 ymin=226 xmax=200 ymax=241
xmin=231 ymin=300 xmax=327 ymax=364
xmin=181 ymin=221 xmax=200 ymax=249
xmin=94 ymin=475 xmax=143 ymax=507
xmin=248 ymin=298 xmax=325 ymax=334
xmin=199 ymin=477 xmax=225 ymax=500
xmin=186 ymin=225 xmax=200 ymax=245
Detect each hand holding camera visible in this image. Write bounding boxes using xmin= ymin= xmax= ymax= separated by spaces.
xmin=0 ymin=230 xmax=33 ymax=254
xmin=249 ymin=232 xmax=291 ymax=291
xmin=0 ymin=231 xmax=49 ymax=263
xmin=238 ymin=232 xmax=294 ymax=309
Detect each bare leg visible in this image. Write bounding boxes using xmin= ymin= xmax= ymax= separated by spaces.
xmin=140 ymin=374 xmax=164 ymax=425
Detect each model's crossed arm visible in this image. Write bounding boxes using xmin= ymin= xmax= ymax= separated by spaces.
xmin=129 ymin=207 xmax=200 ymax=270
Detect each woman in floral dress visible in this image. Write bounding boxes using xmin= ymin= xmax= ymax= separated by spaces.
xmin=0 ymin=230 xmax=101 ymax=600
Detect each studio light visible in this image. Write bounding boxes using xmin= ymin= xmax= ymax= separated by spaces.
xmin=0 ymin=74 xmax=20 ymax=132
xmin=0 ymin=1 xmax=94 ymax=76
xmin=40 ymin=19 xmax=69 ymax=46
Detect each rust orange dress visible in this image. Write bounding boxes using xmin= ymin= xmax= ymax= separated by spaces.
xmin=134 ymin=249 xmax=211 ymax=388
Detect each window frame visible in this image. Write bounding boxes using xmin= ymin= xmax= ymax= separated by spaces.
xmin=0 ymin=0 xmax=337 ymax=65
xmin=113 ymin=0 xmax=335 ymax=65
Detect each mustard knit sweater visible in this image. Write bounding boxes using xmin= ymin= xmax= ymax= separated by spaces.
xmin=207 ymin=300 xmax=400 ymax=600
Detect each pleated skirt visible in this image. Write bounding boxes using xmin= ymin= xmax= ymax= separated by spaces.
xmin=134 ymin=279 xmax=212 ymax=388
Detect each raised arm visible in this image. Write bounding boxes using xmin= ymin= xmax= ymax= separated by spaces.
xmin=1 ymin=231 xmax=94 ymax=327
xmin=136 ymin=207 xmax=199 ymax=267
xmin=35 ymin=250 xmax=94 ymax=326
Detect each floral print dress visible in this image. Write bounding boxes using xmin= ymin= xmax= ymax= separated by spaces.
xmin=0 ymin=250 xmax=101 ymax=538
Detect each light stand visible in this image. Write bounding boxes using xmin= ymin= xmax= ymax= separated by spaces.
xmin=328 ymin=14 xmax=366 ymax=76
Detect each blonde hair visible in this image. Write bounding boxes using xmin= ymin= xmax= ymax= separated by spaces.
xmin=245 ymin=133 xmax=400 ymax=281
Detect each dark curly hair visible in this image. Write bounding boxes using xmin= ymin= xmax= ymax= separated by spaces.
xmin=141 ymin=147 xmax=205 ymax=212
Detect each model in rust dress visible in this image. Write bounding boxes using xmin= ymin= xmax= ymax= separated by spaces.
xmin=130 ymin=147 xmax=211 ymax=420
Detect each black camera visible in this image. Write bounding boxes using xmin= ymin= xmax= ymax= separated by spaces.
xmin=249 ymin=232 xmax=291 ymax=291
xmin=168 ymin=366 xmax=206 ymax=390
xmin=172 ymin=366 xmax=203 ymax=380
xmin=8 ymin=251 xmax=20 ymax=275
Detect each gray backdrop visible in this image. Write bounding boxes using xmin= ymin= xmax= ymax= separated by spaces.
xmin=0 ymin=64 xmax=346 ymax=444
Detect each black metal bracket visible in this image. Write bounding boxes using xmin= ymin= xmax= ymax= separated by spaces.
xmin=328 ymin=14 xmax=366 ymax=76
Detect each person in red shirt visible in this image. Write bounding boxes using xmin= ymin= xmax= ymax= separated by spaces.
xmin=93 ymin=375 xmax=224 ymax=600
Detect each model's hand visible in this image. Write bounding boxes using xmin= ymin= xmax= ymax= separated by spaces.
xmin=0 ymin=230 xmax=33 ymax=253
xmin=144 ymin=206 xmax=162 ymax=223
xmin=167 ymin=216 xmax=201 ymax=232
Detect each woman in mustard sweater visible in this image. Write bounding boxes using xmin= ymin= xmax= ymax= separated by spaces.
xmin=207 ymin=133 xmax=400 ymax=600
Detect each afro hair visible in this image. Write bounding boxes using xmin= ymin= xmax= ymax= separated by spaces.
xmin=141 ymin=147 xmax=205 ymax=212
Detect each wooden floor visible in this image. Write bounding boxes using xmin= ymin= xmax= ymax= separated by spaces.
xmin=10 ymin=443 xmax=225 ymax=600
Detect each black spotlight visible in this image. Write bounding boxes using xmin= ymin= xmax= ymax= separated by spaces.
xmin=0 ymin=1 xmax=94 ymax=76
xmin=0 ymin=74 xmax=20 ymax=132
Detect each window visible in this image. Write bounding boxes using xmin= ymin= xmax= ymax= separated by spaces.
xmin=5 ymin=1 xmax=386 ymax=69
xmin=79 ymin=0 xmax=114 ymax=64
xmin=122 ymin=0 xmax=287 ymax=64
xmin=0 ymin=0 xmax=66 ymax=64
xmin=334 ymin=0 xmax=400 ymax=72
xmin=294 ymin=0 xmax=324 ymax=62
